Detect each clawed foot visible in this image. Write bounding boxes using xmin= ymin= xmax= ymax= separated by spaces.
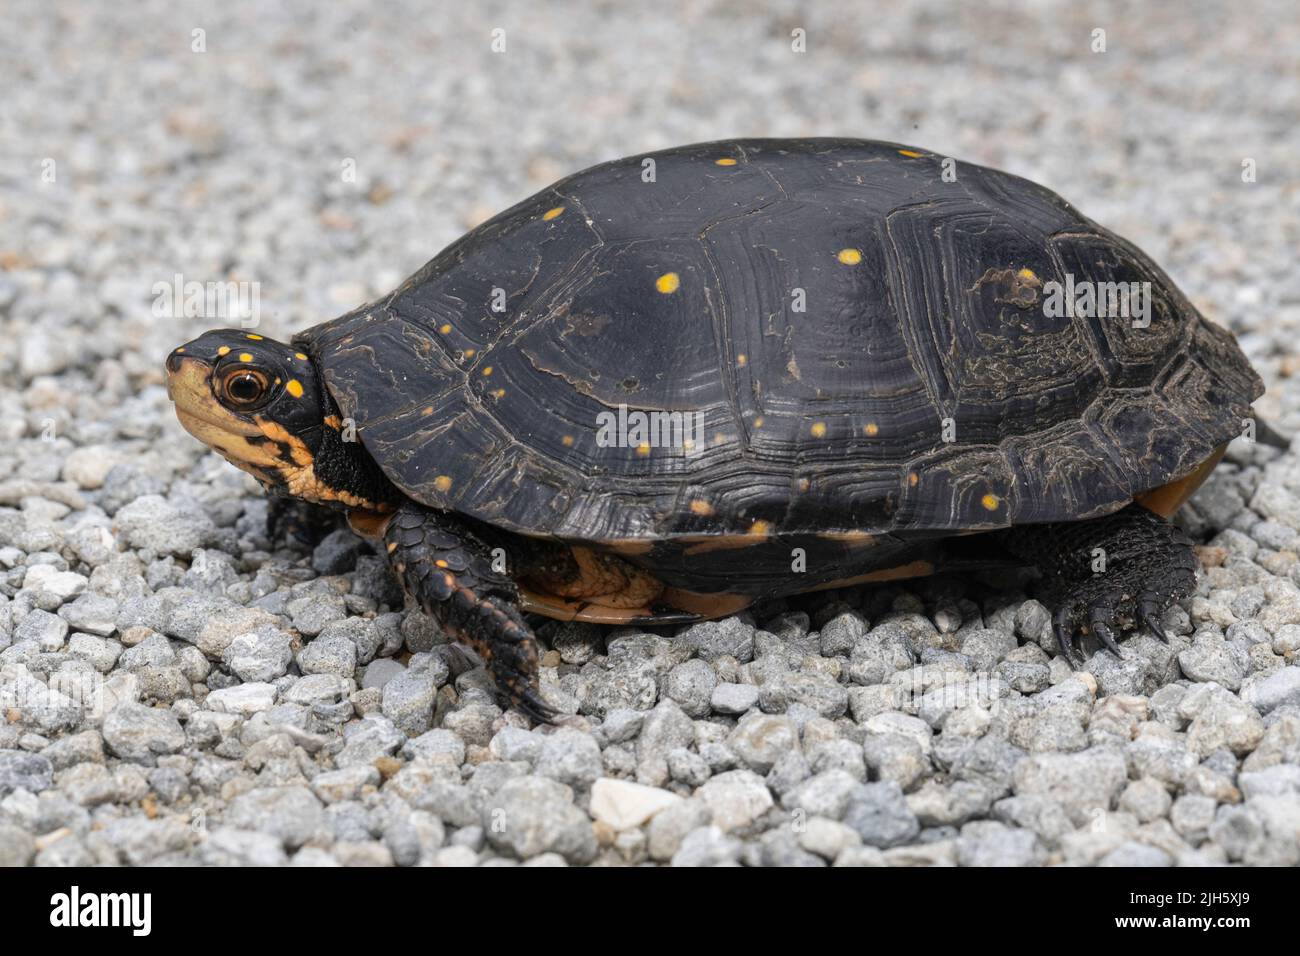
xmin=1051 ymin=576 xmax=1178 ymax=662
xmin=1003 ymin=503 xmax=1197 ymax=663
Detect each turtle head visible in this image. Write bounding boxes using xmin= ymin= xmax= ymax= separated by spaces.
xmin=165 ymin=329 xmax=397 ymax=514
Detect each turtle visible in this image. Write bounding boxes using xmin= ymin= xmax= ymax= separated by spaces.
xmin=166 ymin=137 xmax=1278 ymax=722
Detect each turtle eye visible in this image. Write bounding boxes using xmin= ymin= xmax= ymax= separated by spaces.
xmin=220 ymin=368 xmax=271 ymax=408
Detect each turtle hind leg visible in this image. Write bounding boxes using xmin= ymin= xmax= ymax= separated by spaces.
xmin=383 ymin=505 xmax=555 ymax=723
xmin=999 ymin=503 xmax=1197 ymax=660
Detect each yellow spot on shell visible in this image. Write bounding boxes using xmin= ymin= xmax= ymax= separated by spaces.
xmin=421 ymin=406 xmax=434 ymax=416
xmin=715 ymin=157 xmax=738 ymax=166
xmin=434 ymin=475 xmax=453 ymax=492
xmin=246 ymin=333 xmax=263 ymax=340
xmin=1018 ymin=267 xmax=1038 ymax=281
xmin=736 ymin=354 xmax=747 ymax=367
xmin=542 ymin=206 xmax=565 ymax=221
xmin=689 ymin=500 xmax=714 ymax=516
xmin=908 ymin=473 xmax=919 ymax=486
xmin=749 ymin=520 xmax=772 ymax=536
xmin=656 ymin=272 xmax=680 ymax=294
xmin=981 ymin=493 xmax=1001 ymax=511
xmin=811 ymin=422 xmax=827 ymax=438
xmin=636 ymin=442 xmax=651 ymax=456
xmin=898 ymin=149 xmax=923 ymax=158
xmin=439 ymin=324 xmax=452 ymax=335
xmin=435 ymin=559 xmax=449 ymax=568
xmin=753 ymin=416 xmax=764 ymax=428
xmin=217 ymin=346 xmax=231 ymax=356
xmin=837 ymin=248 xmax=862 ymax=265
xmin=561 ymin=435 xmax=575 ymax=447
xmin=175 ymin=347 xmax=185 ymax=353
xmin=482 ymin=366 xmax=493 ymax=376
xmin=464 ymin=349 xmax=476 ymax=358
xmin=238 ymin=353 xmax=253 ymax=363
xmin=285 ymin=379 xmax=304 ymax=398
xmin=864 ymin=422 xmax=879 ymax=436
xmin=492 ymin=388 xmax=506 ymax=398
xmin=294 ymin=352 xmax=308 ymax=360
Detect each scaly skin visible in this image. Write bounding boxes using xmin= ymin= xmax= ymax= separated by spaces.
xmin=1000 ymin=503 xmax=1197 ymax=658
xmin=383 ymin=504 xmax=554 ymax=722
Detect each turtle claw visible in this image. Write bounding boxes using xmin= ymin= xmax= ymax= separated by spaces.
xmin=1138 ymin=596 xmax=1168 ymax=643
xmin=1090 ymin=611 xmax=1124 ymax=657
xmin=1052 ymin=606 xmax=1078 ymax=661
xmin=511 ymin=685 xmax=559 ymax=725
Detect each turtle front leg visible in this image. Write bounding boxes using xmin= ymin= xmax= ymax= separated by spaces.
xmin=1000 ymin=503 xmax=1197 ymax=660
xmin=383 ymin=504 xmax=554 ymax=722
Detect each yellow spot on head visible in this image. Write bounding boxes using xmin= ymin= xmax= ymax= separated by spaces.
xmin=238 ymin=353 xmax=253 ymax=363
xmin=294 ymin=352 xmax=308 ymax=360
xmin=636 ymin=442 xmax=651 ymax=456
xmin=898 ymin=149 xmax=923 ymax=158
xmin=561 ymin=435 xmax=574 ymax=447
xmin=246 ymin=333 xmax=263 ymax=340
xmin=285 ymin=379 xmax=304 ymax=398
xmin=542 ymin=206 xmax=565 ymax=221
xmin=434 ymin=475 xmax=453 ymax=493
xmin=175 ymin=347 xmax=185 ymax=354
xmin=864 ymin=422 xmax=879 ymax=436
xmin=439 ymin=324 xmax=452 ymax=335
xmin=837 ymin=248 xmax=862 ymax=265
xmin=655 ymin=272 xmax=680 ymax=294
xmin=715 ymin=157 xmax=738 ymax=166
xmin=217 ymin=346 xmax=231 ymax=356
xmin=811 ymin=422 xmax=827 ymax=438
xmin=749 ymin=520 xmax=772 ymax=536
xmin=981 ymin=493 xmax=1001 ymax=511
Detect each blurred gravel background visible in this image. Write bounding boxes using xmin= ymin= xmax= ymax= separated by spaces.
xmin=1 ymin=0 xmax=1298 ymax=867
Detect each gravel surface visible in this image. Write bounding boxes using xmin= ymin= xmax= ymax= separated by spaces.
xmin=1 ymin=1 xmax=1298 ymax=867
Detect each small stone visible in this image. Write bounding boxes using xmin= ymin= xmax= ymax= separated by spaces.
xmin=222 ymin=627 xmax=294 ymax=683
xmin=681 ymin=618 xmax=755 ymax=663
xmin=297 ymin=631 xmax=358 ymax=678
xmin=727 ymin=712 xmax=799 ymax=774
xmin=696 ymin=769 xmax=774 ymax=831
xmin=710 ymin=682 xmax=759 ymax=715
xmin=226 ymin=786 xmax=327 ymax=850
xmin=842 ymin=781 xmax=920 ymax=848
xmin=535 ymin=727 xmax=602 ymax=789
xmin=114 ymin=495 xmax=212 ymax=556
xmin=663 ymin=659 xmax=717 ymax=718
xmin=671 ymin=825 xmax=742 ymax=867
xmin=101 ymin=704 xmax=186 ymax=762
xmin=482 ymin=776 xmax=597 ymax=864
xmin=312 ymin=766 xmax=381 ymax=804
xmin=0 ymin=750 xmax=53 ymax=796
xmin=590 ymin=777 xmax=682 ymax=830
xmin=206 ymin=683 xmax=278 ymax=716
